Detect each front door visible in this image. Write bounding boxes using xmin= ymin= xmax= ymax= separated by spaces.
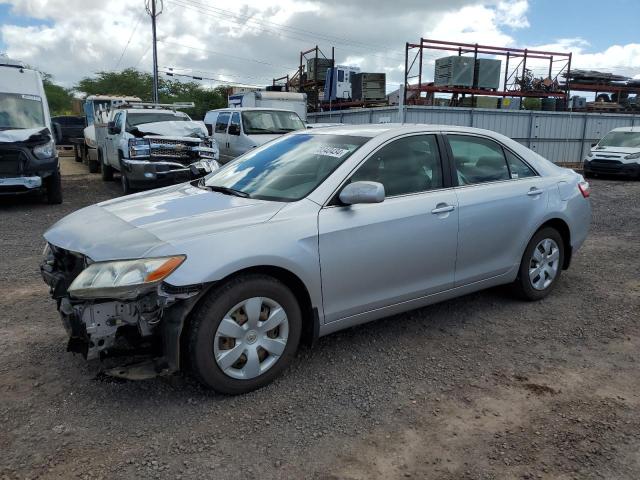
xmin=214 ymin=111 xmax=231 ymax=163
xmin=446 ymin=134 xmax=550 ymax=286
xmin=227 ymin=112 xmax=244 ymax=159
xmin=318 ymin=134 xmax=459 ymax=323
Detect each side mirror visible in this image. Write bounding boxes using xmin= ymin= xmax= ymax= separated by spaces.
xmin=107 ymin=121 xmax=120 ymax=135
xmin=51 ymin=122 xmax=63 ymax=144
xmin=591 ymin=143 xmax=597 ymax=148
xmin=228 ymin=124 xmax=240 ymax=136
xmin=339 ymin=181 xmax=385 ymax=205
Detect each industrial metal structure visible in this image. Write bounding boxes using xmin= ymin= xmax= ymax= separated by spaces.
xmin=404 ymin=38 xmax=572 ymax=106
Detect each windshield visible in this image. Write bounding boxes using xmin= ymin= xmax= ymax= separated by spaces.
xmin=242 ymin=110 xmax=305 ymax=134
xmin=598 ymin=131 xmax=640 ymax=148
xmin=0 ymin=93 xmax=46 ymax=129
xmin=204 ymin=133 xmax=369 ymax=201
xmin=127 ymin=112 xmax=190 ymax=128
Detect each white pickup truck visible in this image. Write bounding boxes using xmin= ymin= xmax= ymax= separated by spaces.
xmin=97 ymin=103 xmax=220 ymax=193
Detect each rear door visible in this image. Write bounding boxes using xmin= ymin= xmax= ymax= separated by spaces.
xmin=445 ymin=133 xmax=549 ymax=286
xmin=318 ymin=134 xmax=459 ymax=323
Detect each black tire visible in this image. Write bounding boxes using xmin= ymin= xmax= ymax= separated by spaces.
xmin=100 ymin=148 xmax=113 ymax=181
xmin=74 ymin=146 xmax=82 ymax=162
xmin=513 ymin=227 xmax=564 ymax=301
xmin=188 ymin=274 xmax=302 ymax=395
xmin=121 ymin=171 xmax=133 ymax=194
xmin=88 ymin=158 xmax=99 ymax=173
xmin=583 ymin=170 xmax=592 ymax=179
xmin=45 ymin=169 xmax=63 ymax=204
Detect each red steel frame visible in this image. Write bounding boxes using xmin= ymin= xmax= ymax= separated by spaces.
xmin=404 ymin=38 xmax=572 ymax=105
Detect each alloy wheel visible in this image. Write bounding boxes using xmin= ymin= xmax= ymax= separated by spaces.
xmin=213 ymin=297 xmax=289 ymax=380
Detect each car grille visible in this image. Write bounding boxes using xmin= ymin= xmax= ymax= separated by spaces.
xmin=591 ymin=160 xmax=622 ymax=166
xmin=150 ymin=139 xmax=200 ymax=161
xmin=0 ymin=149 xmax=26 ymax=176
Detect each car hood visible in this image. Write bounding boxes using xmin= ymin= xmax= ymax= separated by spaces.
xmin=44 ymin=182 xmax=285 ymax=261
xmin=134 ymin=121 xmax=208 ymax=139
xmin=592 ymin=146 xmax=639 ymax=155
xmin=248 ymin=133 xmax=282 ymax=146
xmin=0 ymin=127 xmax=50 ymax=145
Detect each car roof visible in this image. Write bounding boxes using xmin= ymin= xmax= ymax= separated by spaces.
xmin=296 ymin=123 xmax=509 ymax=138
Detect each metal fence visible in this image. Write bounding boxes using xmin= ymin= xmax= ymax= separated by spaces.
xmin=308 ymin=106 xmax=640 ymax=164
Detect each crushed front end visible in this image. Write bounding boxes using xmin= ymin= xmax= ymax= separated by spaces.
xmin=0 ymin=129 xmax=57 ymax=195
xmin=40 ymin=244 xmax=205 ymax=379
xmin=124 ymin=135 xmax=220 ymax=188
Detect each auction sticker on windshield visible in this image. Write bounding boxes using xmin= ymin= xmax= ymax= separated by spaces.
xmin=314 ymin=146 xmax=351 ymax=158
xmin=21 ymin=95 xmax=41 ymax=101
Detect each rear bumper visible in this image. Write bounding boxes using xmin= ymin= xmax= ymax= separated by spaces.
xmin=584 ymin=160 xmax=640 ymax=177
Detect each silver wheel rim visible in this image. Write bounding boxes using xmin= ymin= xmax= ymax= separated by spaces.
xmin=529 ymin=238 xmax=560 ymax=291
xmin=213 ymin=297 xmax=289 ymax=380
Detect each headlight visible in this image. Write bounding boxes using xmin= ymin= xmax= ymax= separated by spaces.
xmin=586 ymin=152 xmax=593 ymax=158
xmin=128 ymin=138 xmax=150 ymax=159
xmin=624 ymin=152 xmax=640 ymax=160
xmin=33 ymin=140 xmax=55 ymax=159
xmin=68 ymin=255 xmax=185 ymax=299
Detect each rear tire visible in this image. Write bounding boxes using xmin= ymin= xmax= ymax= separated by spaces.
xmin=100 ymin=148 xmax=113 ymax=181
xmin=45 ymin=169 xmax=63 ymax=204
xmin=513 ymin=227 xmax=564 ymax=301
xmin=188 ymin=274 xmax=302 ymax=395
xmin=88 ymin=157 xmax=99 ymax=173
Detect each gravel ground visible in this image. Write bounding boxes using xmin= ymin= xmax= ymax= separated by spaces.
xmin=1 ymin=157 xmax=639 ymax=480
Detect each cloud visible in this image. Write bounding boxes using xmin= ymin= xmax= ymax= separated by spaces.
xmin=1 ymin=0 xmax=638 ymax=95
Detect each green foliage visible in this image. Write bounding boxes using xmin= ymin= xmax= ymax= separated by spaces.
xmin=41 ymin=73 xmax=74 ymax=116
xmin=76 ymin=69 xmax=228 ymax=119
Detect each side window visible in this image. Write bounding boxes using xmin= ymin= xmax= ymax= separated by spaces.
xmin=229 ymin=112 xmax=241 ymax=134
xmin=350 ymin=135 xmax=444 ymax=197
xmin=114 ymin=112 xmax=123 ymax=130
xmin=215 ymin=112 xmax=231 ymax=133
xmin=449 ymin=135 xmax=510 ymax=185
xmin=505 ymin=149 xmax=536 ymax=179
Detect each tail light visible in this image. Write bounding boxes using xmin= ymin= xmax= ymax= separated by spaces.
xmin=578 ymin=181 xmax=590 ymax=198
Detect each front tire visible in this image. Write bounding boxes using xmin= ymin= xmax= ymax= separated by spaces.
xmin=513 ymin=227 xmax=564 ymax=301
xmin=45 ymin=169 xmax=63 ymax=204
xmin=188 ymin=275 xmax=302 ymax=395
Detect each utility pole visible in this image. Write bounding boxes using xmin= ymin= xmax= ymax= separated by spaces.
xmin=145 ymin=0 xmax=163 ymax=103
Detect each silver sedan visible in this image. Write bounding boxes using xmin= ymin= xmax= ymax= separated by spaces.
xmin=41 ymin=124 xmax=591 ymax=394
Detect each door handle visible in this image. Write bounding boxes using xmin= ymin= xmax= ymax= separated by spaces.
xmin=431 ymin=203 xmax=455 ymax=214
xmin=527 ymin=187 xmax=543 ymax=196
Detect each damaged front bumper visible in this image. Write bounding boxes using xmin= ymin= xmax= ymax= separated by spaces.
xmin=40 ymin=244 xmax=208 ymax=379
xmin=122 ymin=157 xmax=219 ymax=187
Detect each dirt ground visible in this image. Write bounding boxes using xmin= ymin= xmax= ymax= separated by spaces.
xmin=1 ymin=157 xmax=639 ymax=480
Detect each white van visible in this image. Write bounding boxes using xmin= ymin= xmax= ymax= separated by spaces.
xmin=0 ymin=57 xmax=62 ymax=203
xmin=583 ymin=127 xmax=640 ymax=178
xmin=204 ymin=107 xmax=306 ymax=163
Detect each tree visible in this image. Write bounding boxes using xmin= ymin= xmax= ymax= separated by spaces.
xmin=75 ymin=69 xmax=229 ymax=119
xmin=41 ymin=73 xmax=74 ymax=116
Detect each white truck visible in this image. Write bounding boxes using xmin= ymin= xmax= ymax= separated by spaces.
xmin=83 ymin=95 xmax=142 ymax=173
xmin=96 ymin=102 xmax=220 ymax=194
xmin=227 ymin=91 xmax=307 ymax=121
xmin=0 ymin=56 xmax=63 ymax=203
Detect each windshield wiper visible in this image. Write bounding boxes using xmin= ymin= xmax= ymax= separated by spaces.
xmin=206 ymin=184 xmax=250 ymax=198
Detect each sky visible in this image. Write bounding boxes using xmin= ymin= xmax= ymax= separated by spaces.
xmin=0 ymin=0 xmax=639 ymax=92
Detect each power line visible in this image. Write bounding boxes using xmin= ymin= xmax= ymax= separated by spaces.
xmin=157 ymin=40 xmax=296 ymax=70
xmin=165 ymin=0 xmax=408 ymax=65
xmin=114 ymin=11 xmax=145 ymax=70
xmin=162 ymin=65 xmax=274 ymax=82
xmin=159 ymin=68 xmax=262 ymax=87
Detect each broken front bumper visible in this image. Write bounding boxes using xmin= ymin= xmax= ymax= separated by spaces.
xmin=40 ymin=244 xmax=208 ymax=378
xmin=121 ymin=158 xmax=219 ymax=187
